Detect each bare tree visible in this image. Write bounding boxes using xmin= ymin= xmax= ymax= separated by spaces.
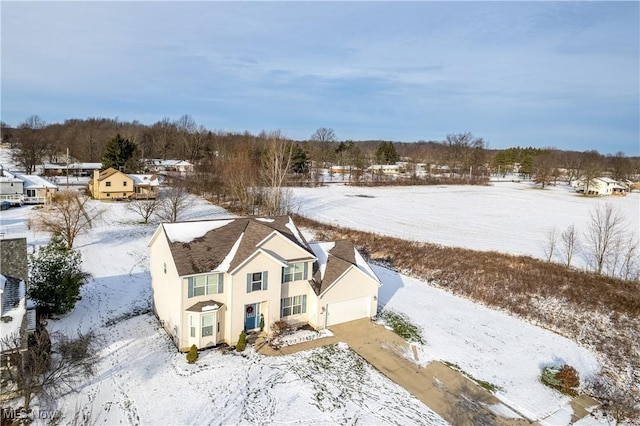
xmin=224 ymin=147 xmax=259 ymax=214
xmin=543 ymin=227 xmax=557 ymax=262
xmin=261 ymin=131 xmax=294 ymax=215
xmin=583 ymin=204 xmax=626 ymax=275
xmin=560 ymin=224 xmax=579 ymax=267
xmin=533 ymin=152 xmax=553 ymax=189
xmin=159 ymin=185 xmax=191 ymax=222
xmin=581 ymin=151 xmax=603 ymax=195
xmin=127 ymin=196 xmax=162 ymax=224
xmin=12 ymin=115 xmax=48 ymax=174
xmin=619 ymin=239 xmax=639 ymax=282
xmin=30 ymin=191 xmax=103 ymax=250
xmin=0 ymin=328 xmax=97 ymax=412
xmin=309 ymin=127 xmax=336 ymax=143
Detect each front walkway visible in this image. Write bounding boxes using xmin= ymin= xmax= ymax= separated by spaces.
xmin=255 ymin=319 xmax=531 ymax=425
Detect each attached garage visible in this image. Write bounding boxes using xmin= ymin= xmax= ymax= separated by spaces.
xmin=325 ymin=295 xmax=372 ymax=327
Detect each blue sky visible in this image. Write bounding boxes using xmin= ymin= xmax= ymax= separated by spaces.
xmin=2 ymin=2 xmax=639 ymax=155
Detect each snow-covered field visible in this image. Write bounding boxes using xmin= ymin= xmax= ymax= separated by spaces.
xmin=0 ymin=188 xmax=609 ymax=425
xmin=290 ymin=182 xmax=640 ymax=269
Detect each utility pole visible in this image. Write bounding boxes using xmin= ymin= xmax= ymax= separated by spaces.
xmin=66 ymin=147 xmax=70 ymax=189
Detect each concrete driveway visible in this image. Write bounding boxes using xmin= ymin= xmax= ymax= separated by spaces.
xmin=256 ymin=319 xmax=531 ymax=425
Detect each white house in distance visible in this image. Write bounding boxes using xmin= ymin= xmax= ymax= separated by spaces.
xmin=573 ymin=177 xmax=628 ymax=196
xmin=148 ymin=216 xmax=381 ymax=351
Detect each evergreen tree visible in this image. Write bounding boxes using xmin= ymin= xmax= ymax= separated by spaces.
xmin=375 ymin=141 xmax=398 ymax=164
xmin=290 ymin=144 xmax=310 ymax=175
xmin=28 ymin=237 xmax=90 ymax=316
xmin=236 ymin=330 xmax=247 ymax=352
xmin=102 ymin=133 xmax=139 ymax=172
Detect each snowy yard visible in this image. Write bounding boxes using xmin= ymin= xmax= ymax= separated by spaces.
xmin=0 ymin=187 xmax=612 ymax=424
xmin=290 ymin=182 xmax=640 ymax=269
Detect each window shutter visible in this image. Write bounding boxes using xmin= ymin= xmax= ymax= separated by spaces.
xmin=281 ymin=267 xmax=285 ymax=283
xmin=218 ymin=274 xmax=224 ymax=293
xmin=303 ymin=262 xmax=308 ymax=280
xmin=246 ymin=273 xmax=251 ymax=293
xmin=280 ymin=298 xmax=284 ymax=318
xmin=187 ymin=278 xmax=194 ymax=298
xmin=302 ymin=294 xmax=307 ymax=314
xmin=263 ymin=271 xmax=268 ymax=290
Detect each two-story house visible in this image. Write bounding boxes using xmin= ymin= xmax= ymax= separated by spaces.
xmin=89 ymin=168 xmax=159 ymax=200
xmin=148 ymin=216 xmax=381 ymax=351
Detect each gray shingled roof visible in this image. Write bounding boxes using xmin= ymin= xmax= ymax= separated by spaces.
xmin=311 ymin=240 xmax=359 ymax=296
xmin=1 ymin=276 xmax=22 ymax=314
xmin=166 ymin=216 xmax=314 ymax=277
xmin=185 ymin=300 xmax=224 ymax=312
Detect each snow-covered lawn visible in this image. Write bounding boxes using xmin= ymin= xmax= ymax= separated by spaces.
xmin=0 ymin=190 xmax=606 ymax=424
xmin=290 ymin=182 xmax=640 ymax=269
xmin=375 ymin=266 xmax=600 ymax=422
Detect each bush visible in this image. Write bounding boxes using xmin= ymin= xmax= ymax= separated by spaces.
xmin=541 ymin=364 xmax=580 ymax=395
xmin=270 ymin=320 xmax=293 ymax=338
xmin=28 ymin=236 xmax=91 ymax=316
xmin=186 ymin=344 xmax=198 ymax=364
xmin=236 ymin=330 xmax=247 ymax=352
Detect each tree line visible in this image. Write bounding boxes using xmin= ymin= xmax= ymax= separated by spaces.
xmin=2 ymin=116 xmax=639 ymax=212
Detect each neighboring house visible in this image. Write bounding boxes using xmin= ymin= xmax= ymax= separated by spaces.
xmin=14 ymin=174 xmax=59 ymax=204
xmin=89 ymin=168 xmax=159 ymax=200
xmin=129 ymin=174 xmax=160 ymax=199
xmin=0 ymin=169 xmax=59 ymax=205
xmin=575 ymin=177 xmax=627 ymax=196
xmin=43 ymin=162 xmax=102 ymax=177
xmin=149 ymin=216 xmax=381 ymax=351
xmin=144 ymin=159 xmax=194 ymax=174
xmin=368 ymin=164 xmax=401 ymax=176
xmin=0 ymin=169 xmax=24 ymax=206
xmin=0 ymin=238 xmax=36 ymax=384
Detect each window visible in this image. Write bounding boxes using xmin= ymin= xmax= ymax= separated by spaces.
xmin=283 ymin=262 xmax=307 ymax=283
xmin=246 ymin=271 xmax=268 ymax=292
xmin=281 ymin=295 xmax=307 ymax=317
xmin=163 ymin=262 xmax=167 ymax=274
xmin=26 ymin=189 xmax=36 ymax=197
xmin=187 ymin=274 xmax=223 ymax=298
xmin=123 ymin=181 xmax=127 ymax=186
xmin=251 ymin=273 xmax=263 ymax=291
xmin=106 ymin=181 xmax=111 ymax=187
xmin=201 ymin=314 xmax=214 ymax=337
xmin=190 ymin=315 xmax=196 ymax=338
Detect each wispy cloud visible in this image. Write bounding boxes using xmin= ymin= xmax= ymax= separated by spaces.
xmin=1 ymin=1 xmax=638 ymax=154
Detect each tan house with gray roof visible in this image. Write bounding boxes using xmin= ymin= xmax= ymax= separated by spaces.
xmin=148 ymin=216 xmax=381 ymax=351
xmin=89 ymin=168 xmax=159 ymax=200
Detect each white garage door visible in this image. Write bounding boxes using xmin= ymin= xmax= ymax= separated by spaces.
xmin=325 ymin=296 xmax=371 ymax=327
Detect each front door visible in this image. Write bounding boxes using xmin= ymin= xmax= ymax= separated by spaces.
xmin=244 ymin=303 xmax=259 ymax=331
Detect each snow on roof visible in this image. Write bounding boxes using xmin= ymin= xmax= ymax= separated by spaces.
xmin=286 ymin=216 xmax=306 ymax=246
xmin=163 ymin=219 xmax=235 ymax=243
xmin=15 ymin=174 xmax=58 ymax=189
xmin=0 ymin=170 xmax=22 ymax=182
xmin=129 ymin=174 xmax=159 ymax=187
xmin=597 ymin=177 xmax=618 ymax=184
xmin=255 ymin=217 xmax=274 ymax=223
xmin=354 ymin=247 xmax=380 ymax=283
xmin=309 ymin=242 xmax=335 ymax=280
xmin=43 ymin=162 xmax=101 ymax=169
xmin=202 ymin=304 xmax=220 ymax=312
xmin=215 ymin=232 xmax=244 ymax=272
xmin=0 ymin=274 xmax=5 ymax=291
